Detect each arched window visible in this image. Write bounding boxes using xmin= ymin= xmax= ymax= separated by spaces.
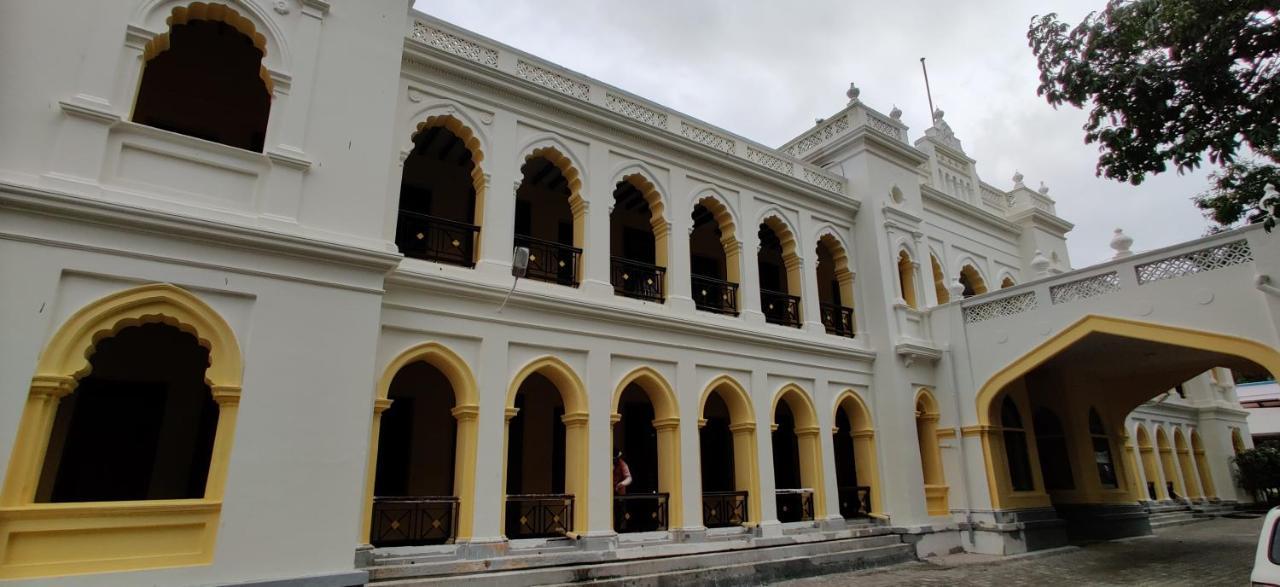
xmin=757 ymin=217 xmax=801 ymax=328
xmin=396 ymin=117 xmax=484 ymax=267
xmin=689 ymin=197 xmax=740 ymax=315
xmin=38 ymin=323 xmax=219 ymax=502
xmin=134 ymin=3 xmax=271 ymax=152
xmin=914 ymin=390 xmax=949 ymax=515
xmin=1000 ymin=276 xmax=1016 ymax=289
xmin=514 ymin=149 xmax=584 ymax=287
xmin=897 ymin=250 xmax=918 ymax=308
xmin=1088 ymin=409 xmax=1118 ymax=488
xmin=1001 ymin=397 xmax=1034 ymax=491
xmin=958 ymin=265 xmax=988 ymax=298
xmin=931 ymin=254 xmax=949 ymax=304
xmin=610 ymin=175 xmax=667 ymax=302
xmin=815 ymin=234 xmax=855 ymax=337
xmin=1033 ymin=408 xmax=1074 ymax=490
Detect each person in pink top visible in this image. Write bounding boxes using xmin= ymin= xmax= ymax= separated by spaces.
xmin=613 ymin=452 xmax=632 ymax=495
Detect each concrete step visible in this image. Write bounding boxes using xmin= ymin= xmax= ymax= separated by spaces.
xmin=1148 ymin=511 xmax=1204 ymax=530
xmin=368 ymin=532 xmax=912 ymax=586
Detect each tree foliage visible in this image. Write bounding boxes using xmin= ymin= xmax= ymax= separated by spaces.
xmin=1232 ymin=446 xmax=1280 ymax=502
xmin=1028 ymin=1 xmax=1280 ymax=229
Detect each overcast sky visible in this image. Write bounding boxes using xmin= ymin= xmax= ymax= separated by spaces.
xmin=415 ymin=0 xmax=1220 ymax=267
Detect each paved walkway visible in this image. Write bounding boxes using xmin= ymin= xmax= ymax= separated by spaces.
xmin=774 ymin=515 xmax=1264 ymax=586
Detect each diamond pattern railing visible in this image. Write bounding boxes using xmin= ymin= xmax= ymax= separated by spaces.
xmin=963 ymin=291 xmax=1037 ymax=324
xmin=1135 ymin=240 xmax=1252 ymax=285
xmin=506 ymin=494 xmax=573 ymax=539
xmin=371 ymin=496 xmax=458 ymax=547
xmin=1050 ymin=271 xmax=1120 ymax=305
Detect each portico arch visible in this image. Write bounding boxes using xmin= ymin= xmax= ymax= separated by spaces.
xmin=1173 ymin=428 xmax=1201 ymax=499
xmin=1135 ymin=424 xmax=1165 ymax=500
xmin=697 ymin=375 xmax=761 ymax=526
xmin=0 ymin=283 xmax=242 ymax=578
xmin=915 ymin=389 xmax=951 ymax=516
xmin=689 ymin=194 xmax=742 ymax=314
xmin=770 ymin=385 xmax=826 ymax=521
xmin=1190 ymin=431 xmax=1216 ymax=498
xmin=610 ymin=367 xmax=682 ymax=529
xmin=757 ymin=214 xmax=803 ymax=327
xmin=832 ymin=390 xmax=881 ymax=517
xmin=503 ymin=357 xmax=589 ymax=536
xmin=361 ymin=342 xmax=479 ymax=545
xmin=973 ymin=314 xmax=1280 ymax=511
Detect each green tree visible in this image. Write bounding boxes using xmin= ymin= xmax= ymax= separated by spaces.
xmin=1028 ymin=1 xmax=1280 ymax=229
xmin=1232 ymin=446 xmax=1280 ymax=502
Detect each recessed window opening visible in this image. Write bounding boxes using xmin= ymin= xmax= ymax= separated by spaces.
xmin=396 ymin=123 xmax=481 ymax=267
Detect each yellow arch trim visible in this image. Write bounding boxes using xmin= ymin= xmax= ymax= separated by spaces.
xmin=759 ymin=214 xmax=803 ymax=299
xmin=0 ymin=283 xmax=242 ymax=579
xmin=959 ymin=264 xmax=988 ymax=295
xmin=832 ymin=389 xmax=882 ymax=516
xmin=612 ymin=366 xmax=678 ymax=420
xmin=914 ymin=387 xmax=940 ymax=415
xmin=698 ymin=374 xmax=754 ymax=424
xmin=361 ymin=341 xmax=480 ymax=542
xmin=975 ymin=315 xmax=1280 ymax=426
xmin=832 ymin=389 xmax=873 ymax=432
xmin=143 ymin=3 xmax=273 ymax=95
xmin=507 ymin=355 xmax=588 ymax=414
xmin=770 ymin=383 xmax=819 ymax=429
xmin=693 ymin=195 xmax=742 ymax=289
xmin=1136 ymin=423 xmax=1153 ymax=448
xmin=411 ymin=115 xmax=487 ymax=254
xmin=615 ymin=174 xmax=670 ymax=291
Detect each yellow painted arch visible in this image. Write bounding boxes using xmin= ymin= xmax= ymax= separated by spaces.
xmin=361 ymin=341 xmax=481 ymax=542
xmin=506 ymin=355 xmax=589 ymax=414
xmin=698 ymin=374 xmax=761 ymax=525
xmin=611 ymin=366 xmax=683 ymax=527
xmin=611 ymin=366 xmax=678 ymax=420
xmin=692 ymin=194 xmax=742 ymax=293
xmin=832 ymin=389 xmax=883 ymax=517
xmin=698 ymin=374 xmax=755 ymax=425
xmin=816 ymin=232 xmax=855 ymax=309
xmin=770 ymin=384 xmax=826 ymax=518
xmin=143 ymin=3 xmax=273 ymax=95
xmin=914 ymin=388 xmax=949 ymax=515
xmin=0 ymin=283 xmax=242 ymax=578
xmin=975 ymin=315 xmax=1280 ymax=427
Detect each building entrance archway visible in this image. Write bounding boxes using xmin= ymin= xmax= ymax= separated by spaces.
xmin=611 ymin=368 xmax=681 ymax=532
xmin=698 ymin=376 xmax=760 ymax=527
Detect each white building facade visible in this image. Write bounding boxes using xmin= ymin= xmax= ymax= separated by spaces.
xmin=1 ymin=2 xmax=1278 ymax=586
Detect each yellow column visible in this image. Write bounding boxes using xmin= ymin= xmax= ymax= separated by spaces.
xmin=1159 ymin=447 xmax=1183 ymax=497
xmin=851 ymin=429 xmax=881 ymax=515
xmin=653 ymin=417 xmax=683 ymax=528
xmin=204 ymin=386 xmax=242 ymax=501
xmin=1 ymin=376 xmax=75 ymax=505
xmin=451 ymin=404 xmax=480 ymax=540
xmin=1177 ymin=447 xmax=1202 ymax=499
xmin=1140 ymin=446 xmax=1166 ymax=500
xmin=729 ymin=421 xmax=760 ymax=525
xmin=795 ymin=425 xmax=826 ymax=518
xmin=561 ymin=412 xmax=590 ymax=535
xmin=1194 ymin=448 xmax=1216 ymax=499
xmin=359 ymin=397 xmax=394 ymax=544
xmin=916 ymin=413 xmax=948 ymax=515
xmin=1123 ymin=440 xmax=1145 ymax=502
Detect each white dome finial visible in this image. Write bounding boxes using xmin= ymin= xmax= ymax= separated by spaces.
xmin=846 ymin=82 xmax=861 ymax=103
xmin=1110 ymin=228 xmax=1134 ymax=259
xmin=1012 ymin=171 xmax=1025 ymax=188
xmin=946 ymin=279 xmax=965 ymax=297
xmin=1038 ymin=182 xmax=1050 ymax=196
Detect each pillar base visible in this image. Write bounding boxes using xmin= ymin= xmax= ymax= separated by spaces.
xmin=964 ymin=508 xmax=1067 ymax=555
xmin=457 ymin=537 xmax=509 ymax=560
xmin=576 ymin=531 xmax=618 ymax=551
xmin=818 ymin=515 xmax=847 ymax=531
xmin=671 ymin=526 xmax=708 ymax=543
xmin=754 ymin=520 xmax=784 ymax=538
xmin=1054 ymin=503 xmax=1151 ymax=542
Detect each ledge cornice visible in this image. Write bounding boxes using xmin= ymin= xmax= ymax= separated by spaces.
xmin=921 ymin=185 xmax=1021 ymax=235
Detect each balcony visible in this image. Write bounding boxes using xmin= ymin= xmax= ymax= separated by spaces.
xmin=515 ymin=235 xmax=582 ymax=287
xmin=370 ymin=496 xmax=458 ymax=547
xmin=395 ymin=211 xmax=480 ymax=268
xmin=692 ymin=275 xmax=739 ymax=316
xmin=611 ymin=257 xmax=666 ymax=302
xmin=820 ymin=302 xmax=855 ymax=337
xmin=506 ymin=493 xmax=573 ymax=539
xmin=702 ymin=490 xmax=748 ymax=528
xmin=775 ymin=488 xmax=814 ymax=523
xmin=761 ymin=289 xmax=801 ymax=328
xmin=613 ymin=492 xmax=669 ymax=533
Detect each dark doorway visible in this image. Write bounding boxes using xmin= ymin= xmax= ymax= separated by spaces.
xmin=506 ymin=373 xmax=569 ymax=538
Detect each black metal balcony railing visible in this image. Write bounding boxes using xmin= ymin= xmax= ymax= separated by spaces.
xmin=692 ymin=275 xmax=739 ymax=316
xmin=370 ymin=496 xmax=459 ymax=547
xmin=1147 ymin=481 xmax=1157 ymax=500
xmin=820 ymin=302 xmax=855 ymax=338
xmin=506 ymin=493 xmax=573 ymax=539
xmin=395 ymin=211 xmax=480 ymax=268
xmin=613 ymin=493 xmax=669 ymax=533
xmin=702 ymin=490 xmax=748 ymax=528
xmin=837 ymin=485 xmax=872 ymax=519
xmin=611 ymin=257 xmax=666 ymax=302
xmin=761 ymin=289 xmax=802 ymax=328
xmin=775 ymin=488 xmax=815 ymax=523
xmin=515 ymin=235 xmax=582 ymax=287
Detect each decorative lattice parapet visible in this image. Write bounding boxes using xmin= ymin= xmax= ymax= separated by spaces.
xmin=680 ymin=122 xmax=735 ymax=154
xmin=515 ymin=60 xmax=590 ymax=101
xmin=409 ymin=21 xmax=498 ymax=68
xmin=1050 ymin=272 xmax=1119 ymax=305
xmin=963 ymin=291 xmax=1037 ymax=323
xmin=866 ymin=113 xmax=904 ymax=141
xmin=787 ymin=115 xmax=850 ymax=157
xmin=803 ymin=169 xmax=844 ymax=194
xmin=604 ymin=93 xmax=668 ymax=129
xmin=746 ymin=146 xmax=795 ymax=175
xmin=1135 ymin=240 xmax=1253 ymax=285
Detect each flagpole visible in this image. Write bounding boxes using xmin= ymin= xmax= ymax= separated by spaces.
xmin=920 ymin=57 xmax=936 ymax=119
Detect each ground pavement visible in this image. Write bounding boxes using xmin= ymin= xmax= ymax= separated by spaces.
xmin=773 ymin=515 xmax=1264 ymax=586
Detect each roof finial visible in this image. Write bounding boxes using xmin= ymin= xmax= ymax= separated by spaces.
xmin=846 ymin=82 xmax=861 ymax=104
xmin=1110 ymin=228 xmax=1134 ymax=259
xmin=890 ymin=104 xmax=903 ymax=120
xmin=1012 ymin=171 xmax=1025 ymax=188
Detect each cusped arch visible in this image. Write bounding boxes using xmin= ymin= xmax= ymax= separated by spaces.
xmin=699 ymin=374 xmax=754 ymax=424
xmin=610 ymin=163 xmax=670 ymax=225
xmin=140 ymin=2 xmax=276 ymax=94
xmin=975 ymin=315 xmax=1280 ymax=426
xmin=997 ymin=270 xmax=1017 ymax=289
xmin=957 ymin=261 xmax=989 ymax=295
xmin=507 ymin=355 xmax=589 ymax=415
xmin=612 ymin=366 xmax=679 ymax=420
xmin=35 ymin=283 xmax=241 ymax=391
xmin=408 ymin=112 xmax=487 ymax=210
xmin=771 ymin=384 xmax=819 ymax=430
xmin=692 ymin=191 xmax=740 ymax=246
xmin=376 ymin=341 xmax=478 ymax=407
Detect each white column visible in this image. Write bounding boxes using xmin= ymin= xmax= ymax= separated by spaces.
xmin=815 ymin=377 xmax=843 ymax=525
xmin=476 ymin=113 xmax=519 ymax=278
xmin=676 ymin=360 xmax=704 ymax=532
xmin=800 ymin=221 xmax=825 ymax=333
xmin=468 ymin=335 xmax=509 ymax=543
xmin=667 ymin=171 xmax=695 ymax=312
xmin=584 ymin=349 xmax=616 ymax=539
xmin=582 ymin=142 xmax=613 ymax=297
xmin=752 ymin=370 xmax=780 ymax=535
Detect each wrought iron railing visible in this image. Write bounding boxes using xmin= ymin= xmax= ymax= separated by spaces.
xmin=692 ymin=274 xmax=739 ymax=315
xmin=506 ymin=493 xmax=574 ymax=539
xmin=613 ymin=492 xmax=669 ymax=533
xmin=611 ymin=257 xmax=666 ymax=302
xmin=702 ymin=490 xmax=748 ymax=528
xmin=761 ymin=288 xmax=801 ymax=327
xmin=370 ymin=496 xmax=459 ymax=547
xmin=820 ymin=302 xmax=855 ymax=337
xmin=775 ymin=488 xmax=814 ymax=523
xmin=395 ymin=211 xmax=480 ymax=267
xmin=837 ymin=485 xmax=872 ymax=519
xmin=515 ymin=235 xmax=582 ymax=287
